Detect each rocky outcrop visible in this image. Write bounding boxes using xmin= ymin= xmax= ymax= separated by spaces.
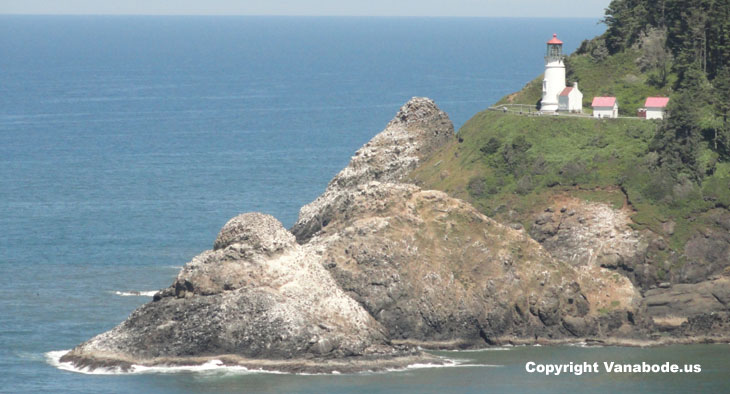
xmin=527 ymin=196 xmax=679 ymax=290
xmin=306 ymin=182 xmax=638 ymax=345
xmin=61 ymin=213 xmax=437 ymax=373
xmin=644 ymin=275 xmax=730 ymax=333
xmin=527 ymin=196 xmax=730 ymax=339
xmin=291 ymin=97 xmax=454 ymax=242
xmin=680 ymin=214 xmax=730 ymax=284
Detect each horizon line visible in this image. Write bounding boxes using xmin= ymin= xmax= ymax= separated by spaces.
xmin=0 ymin=13 xmax=605 ymax=19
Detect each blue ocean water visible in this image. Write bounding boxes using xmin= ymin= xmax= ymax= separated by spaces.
xmin=1 ymin=16 xmax=728 ymax=393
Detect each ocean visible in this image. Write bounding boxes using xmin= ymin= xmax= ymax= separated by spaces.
xmin=1 ymin=15 xmax=728 ymax=393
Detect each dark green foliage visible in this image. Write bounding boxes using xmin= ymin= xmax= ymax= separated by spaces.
xmin=498 ymin=135 xmax=533 ymax=178
xmin=559 ymin=160 xmax=592 ymax=186
xmin=712 ymin=67 xmax=730 ymax=158
xmin=602 ymin=0 xmax=730 ymax=84
xmin=649 ymin=88 xmax=703 ymax=180
xmin=599 ymin=1 xmax=730 ymax=184
xmin=576 ymin=38 xmax=609 ymax=62
xmin=479 ymin=137 xmax=501 ymax=155
xmin=603 ymin=0 xmax=650 ymax=53
xmin=635 ymin=28 xmax=673 ymax=87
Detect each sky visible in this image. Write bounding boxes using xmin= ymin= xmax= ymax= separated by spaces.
xmin=0 ymin=0 xmax=611 ymax=18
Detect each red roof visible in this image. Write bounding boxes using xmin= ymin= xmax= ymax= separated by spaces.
xmin=645 ymin=97 xmax=669 ymax=108
xmin=547 ymin=34 xmax=563 ymax=45
xmin=559 ymin=87 xmax=573 ymax=96
xmin=592 ymin=96 xmax=617 ymax=107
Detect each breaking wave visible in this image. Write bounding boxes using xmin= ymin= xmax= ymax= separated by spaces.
xmin=113 ymin=290 xmax=158 ymax=297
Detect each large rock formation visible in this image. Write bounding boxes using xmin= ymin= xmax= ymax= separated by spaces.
xmin=62 ymin=97 xmax=676 ymax=374
xmin=307 ymin=182 xmax=639 ymax=345
xmin=62 ymin=212 xmax=433 ymax=373
xmin=291 ymin=97 xmax=454 ymax=242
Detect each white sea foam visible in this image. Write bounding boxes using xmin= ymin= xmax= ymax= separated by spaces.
xmin=113 ymin=290 xmax=158 ymax=297
xmin=46 ymin=350 xmax=127 ymax=375
xmin=385 ymin=358 xmax=502 ymax=373
xmin=567 ymin=341 xmax=604 ymax=348
xmin=438 ymin=347 xmax=512 ymax=352
xmin=45 ymin=350 xmax=282 ymax=376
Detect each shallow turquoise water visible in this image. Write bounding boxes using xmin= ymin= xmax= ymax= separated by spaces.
xmin=3 ymin=15 xmax=727 ymax=393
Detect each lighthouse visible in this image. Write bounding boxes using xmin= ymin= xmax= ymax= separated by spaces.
xmin=540 ymin=34 xmax=566 ymax=112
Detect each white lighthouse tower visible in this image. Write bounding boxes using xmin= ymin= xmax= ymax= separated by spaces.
xmin=540 ymin=34 xmax=566 ymax=112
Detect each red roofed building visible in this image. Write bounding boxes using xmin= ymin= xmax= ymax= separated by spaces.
xmin=644 ymin=97 xmax=670 ymax=119
xmin=591 ymin=96 xmax=618 ymax=118
xmin=558 ymin=82 xmax=583 ymax=112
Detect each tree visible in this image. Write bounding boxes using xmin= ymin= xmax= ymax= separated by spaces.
xmin=712 ymin=66 xmax=730 ymax=157
xmin=636 ymin=27 xmax=673 ymax=86
xmin=650 ymin=65 xmax=710 ymax=181
xmin=603 ymin=0 xmax=650 ymax=53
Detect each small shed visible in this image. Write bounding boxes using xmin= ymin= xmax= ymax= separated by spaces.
xmin=558 ymin=82 xmax=583 ymax=112
xmin=592 ymin=97 xmax=618 ymax=118
xmin=644 ymin=97 xmax=669 ymax=120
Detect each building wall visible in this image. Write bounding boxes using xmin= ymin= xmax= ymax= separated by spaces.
xmin=558 ymin=90 xmax=583 ymax=112
xmin=646 ymin=108 xmax=665 ymax=119
xmin=568 ymin=89 xmax=583 ymax=112
xmin=593 ymin=104 xmax=617 ymax=118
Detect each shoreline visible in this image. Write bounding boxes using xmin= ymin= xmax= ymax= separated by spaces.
xmin=56 ymin=349 xmax=446 ymax=375
xmin=52 ymin=336 xmax=730 ymax=375
xmin=397 ymin=336 xmax=730 ymax=350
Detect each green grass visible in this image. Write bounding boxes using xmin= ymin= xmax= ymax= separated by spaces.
xmin=413 ymin=111 xmax=656 ymax=221
xmin=412 ymin=108 xmax=727 ymax=257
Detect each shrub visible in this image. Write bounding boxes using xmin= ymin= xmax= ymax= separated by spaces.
xmin=515 ymin=175 xmax=534 ymax=195
xmin=559 ymin=161 xmax=589 ymax=186
xmin=480 ymin=137 xmax=502 ymax=155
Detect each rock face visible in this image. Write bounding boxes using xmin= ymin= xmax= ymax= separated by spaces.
xmin=528 ymin=197 xmax=659 ymax=289
xmin=291 ymin=97 xmax=454 ymax=242
xmin=527 ymin=196 xmax=730 ymax=339
xmin=306 ymin=182 xmax=637 ymax=345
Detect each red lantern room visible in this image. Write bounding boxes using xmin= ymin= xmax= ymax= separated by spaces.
xmin=546 ymin=33 xmax=563 ymax=60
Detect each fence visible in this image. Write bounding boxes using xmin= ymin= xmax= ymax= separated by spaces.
xmin=487 ymin=104 xmax=645 ymax=120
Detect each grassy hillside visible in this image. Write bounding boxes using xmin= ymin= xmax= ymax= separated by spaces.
xmin=411 ymin=108 xmax=729 ymax=255
xmin=411 ymin=111 xmax=655 ymax=225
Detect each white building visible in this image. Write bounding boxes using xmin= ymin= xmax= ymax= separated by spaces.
xmin=592 ymin=97 xmax=618 ymax=118
xmin=644 ymin=97 xmax=670 ymax=119
xmin=558 ymin=82 xmax=583 ymax=112
xmin=540 ymin=34 xmax=566 ymax=112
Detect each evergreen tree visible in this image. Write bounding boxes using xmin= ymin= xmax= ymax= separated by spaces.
xmin=712 ymin=66 xmax=730 ymax=157
xmin=650 ymin=65 xmax=710 ymax=181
